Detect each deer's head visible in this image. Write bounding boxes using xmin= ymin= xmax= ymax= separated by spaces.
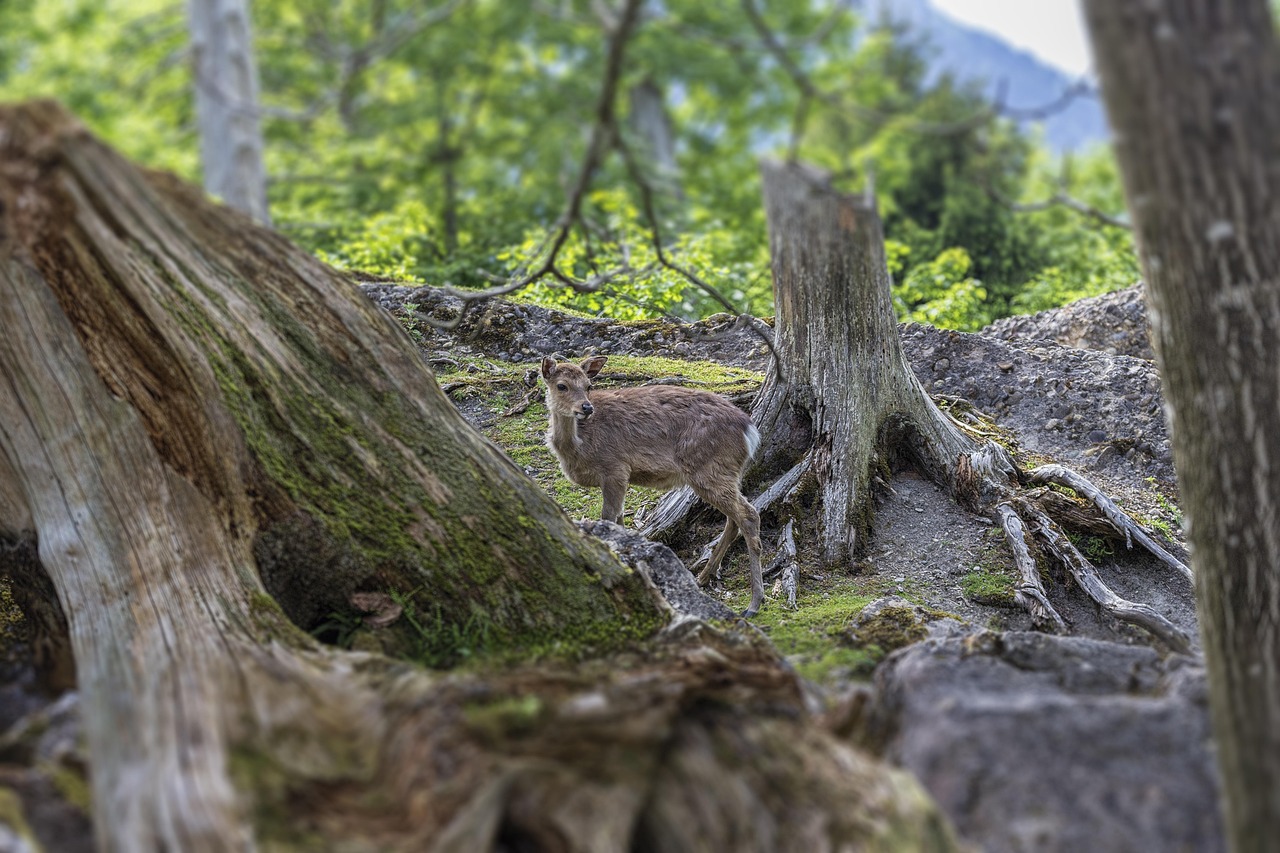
xmin=541 ymin=356 xmax=606 ymax=421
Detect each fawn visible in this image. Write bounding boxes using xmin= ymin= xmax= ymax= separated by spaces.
xmin=541 ymin=356 xmax=764 ymax=617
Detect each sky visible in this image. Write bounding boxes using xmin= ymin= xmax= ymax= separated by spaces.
xmin=930 ymin=0 xmax=1093 ymax=76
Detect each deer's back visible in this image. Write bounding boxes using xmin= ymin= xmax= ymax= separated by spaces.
xmin=578 ymin=385 xmax=752 ymax=481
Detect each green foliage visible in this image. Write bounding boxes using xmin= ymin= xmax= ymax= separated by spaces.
xmin=1142 ymin=477 xmax=1183 ymax=540
xmin=311 ymin=608 xmax=362 ymax=649
xmin=893 ymin=246 xmax=990 ymax=330
xmin=0 ymin=0 xmax=1141 ymax=327
xmin=315 ymin=199 xmax=433 ymax=282
xmin=1011 ymin=148 xmax=1138 ymax=313
xmin=1067 ymin=532 xmax=1116 ymax=560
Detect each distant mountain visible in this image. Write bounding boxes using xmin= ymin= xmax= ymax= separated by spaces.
xmin=865 ymin=0 xmax=1110 ymax=153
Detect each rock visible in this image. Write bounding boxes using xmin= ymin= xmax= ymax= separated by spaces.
xmin=580 ymin=520 xmax=735 ymax=621
xmin=984 ymin=282 xmax=1153 ymax=361
xmin=847 ymin=597 xmax=969 ymax=651
xmin=862 ymin=632 xmax=1222 ymax=853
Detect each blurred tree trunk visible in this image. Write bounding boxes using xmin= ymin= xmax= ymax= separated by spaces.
xmin=628 ymin=77 xmax=682 ymax=198
xmin=1084 ymin=0 xmax=1280 ymax=847
xmin=749 ymin=159 xmax=990 ymax=564
xmin=187 ymin=0 xmax=271 ymax=224
xmin=0 ymin=101 xmax=959 ymax=852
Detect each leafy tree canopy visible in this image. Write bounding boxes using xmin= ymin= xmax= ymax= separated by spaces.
xmin=0 ymin=0 xmax=1136 ymax=327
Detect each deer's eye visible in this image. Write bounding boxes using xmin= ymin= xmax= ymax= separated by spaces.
xmin=556 ymin=383 xmax=567 ymax=391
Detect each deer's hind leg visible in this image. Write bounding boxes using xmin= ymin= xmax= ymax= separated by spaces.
xmin=694 ymin=485 xmax=763 ymax=617
xmin=698 ymin=516 xmax=739 ymax=586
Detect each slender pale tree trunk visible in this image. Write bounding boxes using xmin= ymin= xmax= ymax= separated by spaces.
xmin=628 ymin=77 xmax=682 ymax=197
xmin=1084 ymin=1 xmax=1280 ymax=847
xmin=187 ymin=0 xmax=271 ymax=224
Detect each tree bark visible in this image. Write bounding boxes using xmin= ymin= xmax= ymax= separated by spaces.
xmin=1084 ymin=1 xmax=1280 ymax=846
xmin=628 ymin=77 xmax=682 ymax=197
xmin=187 ymin=0 xmax=272 ymax=224
xmin=752 ymin=159 xmax=983 ymax=564
xmin=0 ymin=101 xmax=960 ymax=851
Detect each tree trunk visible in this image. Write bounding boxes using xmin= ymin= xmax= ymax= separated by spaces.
xmin=1083 ymin=1 xmax=1280 ymax=846
xmin=752 ymin=160 xmax=982 ymax=563
xmin=628 ymin=77 xmax=682 ymax=198
xmin=0 ymin=101 xmax=961 ymax=851
xmin=187 ymin=0 xmax=272 ymax=224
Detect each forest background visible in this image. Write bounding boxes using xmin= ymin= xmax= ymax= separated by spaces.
xmin=0 ymin=0 xmax=1137 ymax=328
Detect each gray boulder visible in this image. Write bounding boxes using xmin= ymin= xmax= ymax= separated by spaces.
xmin=862 ymin=631 xmax=1222 ymax=852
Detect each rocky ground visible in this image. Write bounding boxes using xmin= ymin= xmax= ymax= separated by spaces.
xmin=364 ymin=280 xmax=1220 ymax=853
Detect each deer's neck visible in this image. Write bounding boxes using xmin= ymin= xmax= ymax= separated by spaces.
xmin=547 ymin=410 xmax=582 ymax=456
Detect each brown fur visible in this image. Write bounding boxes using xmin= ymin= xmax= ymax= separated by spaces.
xmin=541 ymin=356 xmax=764 ymax=616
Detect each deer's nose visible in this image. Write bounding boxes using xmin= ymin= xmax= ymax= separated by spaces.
xmin=581 ymin=401 xmax=594 ymax=416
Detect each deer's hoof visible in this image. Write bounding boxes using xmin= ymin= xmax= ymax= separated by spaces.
xmin=739 ymin=606 xmax=759 ymax=619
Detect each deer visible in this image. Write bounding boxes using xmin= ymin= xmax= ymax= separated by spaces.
xmin=541 ymin=355 xmax=764 ymax=617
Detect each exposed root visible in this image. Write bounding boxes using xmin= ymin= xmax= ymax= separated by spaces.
xmin=500 ymin=387 xmax=538 ymax=417
xmin=639 ymin=486 xmax=701 ymax=540
xmin=995 ymin=502 xmax=1067 ymax=632
xmin=1027 ymin=464 xmax=1192 ymax=582
xmin=768 ymin=520 xmax=799 ymax=610
xmin=1017 ymin=498 xmax=1192 ymax=653
xmin=753 ymin=457 xmax=813 ymax=514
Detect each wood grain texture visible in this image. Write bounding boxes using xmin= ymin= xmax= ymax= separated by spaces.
xmin=1085 ymin=1 xmax=1280 ymax=845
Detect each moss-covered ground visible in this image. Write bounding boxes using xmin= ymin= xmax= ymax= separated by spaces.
xmin=749 ymin=571 xmax=943 ymax=686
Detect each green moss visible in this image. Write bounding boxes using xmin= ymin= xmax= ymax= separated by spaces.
xmin=850 ymin=605 xmax=929 ymax=653
xmin=44 ymin=762 xmax=92 ymax=812
xmin=247 ymin=590 xmax=313 ymax=644
xmin=0 ymin=789 xmax=36 ymax=846
xmin=158 ymin=268 xmax=666 ymax=669
xmin=0 ymin=576 xmax=24 ymax=655
xmin=750 ymin=574 xmax=890 ymax=685
xmin=960 ymin=568 xmax=1017 ymax=606
xmin=228 ymin=749 xmax=325 ymax=850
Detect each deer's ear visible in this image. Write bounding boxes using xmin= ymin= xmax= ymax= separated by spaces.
xmin=540 ymin=357 xmax=557 ymax=380
xmin=581 ymin=356 xmax=607 ymax=378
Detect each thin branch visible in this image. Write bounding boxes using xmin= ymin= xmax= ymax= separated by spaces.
xmin=613 ymin=132 xmax=784 ymax=377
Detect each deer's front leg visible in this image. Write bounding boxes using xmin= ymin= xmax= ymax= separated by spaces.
xmin=600 ymin=476 xmax=627 ymax=524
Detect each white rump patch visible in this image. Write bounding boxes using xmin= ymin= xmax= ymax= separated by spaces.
xmin=744 ymin=423 xmax=761 ymax=459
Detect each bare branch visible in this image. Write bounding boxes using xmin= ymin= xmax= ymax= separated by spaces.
xmin=613 ymin=132 xmax=784 ymax=375
xmin=427 ymin=0 xmax=645 ymax=329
